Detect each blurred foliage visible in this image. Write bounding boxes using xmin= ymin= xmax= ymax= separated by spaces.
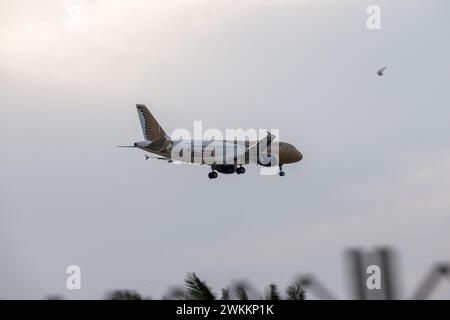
xmin=106 ymin=273 xmax=306 ymax=300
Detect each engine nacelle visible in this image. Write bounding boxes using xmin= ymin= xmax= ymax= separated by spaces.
xmin=212 ymin=165 xmax=236 ymax=174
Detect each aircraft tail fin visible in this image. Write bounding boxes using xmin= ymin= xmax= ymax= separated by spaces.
xmin=135 ymin=104 xmax=168 ymax=141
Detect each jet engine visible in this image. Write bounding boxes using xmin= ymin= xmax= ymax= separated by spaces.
xmin=212 ymin=165 xmax=236 ymax=174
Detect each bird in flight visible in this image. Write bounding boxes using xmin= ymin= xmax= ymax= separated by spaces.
xmin=377 ymin=66 xmax=387 ymax=76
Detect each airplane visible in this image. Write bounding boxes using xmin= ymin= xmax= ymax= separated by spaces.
xmin=119 ymin=104 xmax=303 ymax=179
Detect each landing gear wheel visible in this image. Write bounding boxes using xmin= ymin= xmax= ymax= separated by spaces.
xmin=236 ymin=166 xmax=246 ymax=174
xmin=213 ymin=171 xmax=218 ymax=178
xmin=208 ymin=172 xmax=214 ymax=179
xmin=279 ymin=165 xmax=285 ymax=176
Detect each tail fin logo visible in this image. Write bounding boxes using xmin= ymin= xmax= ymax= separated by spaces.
xmin=136 ymin=104 xmax=167 ymax=141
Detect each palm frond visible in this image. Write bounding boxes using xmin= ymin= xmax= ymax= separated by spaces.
xmin=184 ymin=272 xmax=216 ymax=300
xmin=265 ymin=283 xmax=281 ymax=300
xmin=220 ymin=288 xmax=230 ymax=300
xmin=107 ymin=290 xmax=142 ymax=300
xmin=163 ymin=286 xmax=188 ymax=300
xmin=235 ymin=284 xmax=249 ymax=300
xmin=286 ymin=282 xmax=306 ymax=300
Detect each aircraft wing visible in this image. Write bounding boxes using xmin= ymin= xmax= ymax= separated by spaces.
xmin=253 ymin=131 xmax=275 ymax=152
xmin=145 ymin=154 xmax=173 ymax=163
xmin=225 ymin=132 xmax=276 ymax=163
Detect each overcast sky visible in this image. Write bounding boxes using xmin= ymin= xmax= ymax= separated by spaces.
xmin=1 ymin=0 xmax=449 ymax=299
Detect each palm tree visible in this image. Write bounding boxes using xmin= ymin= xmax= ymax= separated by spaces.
xmin=286 ymin=281 xmax=306 ymax=300
xmin=220 ymin=288 xmax=230 ymax=300
xmin=107 ymin=289 xmax=145 ymax=300
xmin=234 ymin=283 xmax=250 ymax=300
xmin=265 ymin=283 xmax=281 ymax=300
xmin=184 ymin=272 xmax=216 ymax=300
xmin=108 ymin=272 xmax=306 ymax=300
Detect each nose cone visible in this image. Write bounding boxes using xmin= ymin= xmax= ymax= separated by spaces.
xmin=280 ymin=143 xmax=303 ymax=164
xmin=294 ymin=148 xmax=303 ymax=162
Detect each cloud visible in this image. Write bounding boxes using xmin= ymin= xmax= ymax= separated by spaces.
xmin=1 ymin=0 xmax=449 ymax=299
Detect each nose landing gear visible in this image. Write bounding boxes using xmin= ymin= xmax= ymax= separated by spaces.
xmin=279 ymin=165 xmax=285 ymax=176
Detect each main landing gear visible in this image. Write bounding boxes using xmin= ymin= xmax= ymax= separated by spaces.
xmin=236 ymin=166 xmax=246 ymax=175
xmin=279 ymin=165 xmax=285 ymax=177
xmin=208 ymin=171 xmax=218 ymax=179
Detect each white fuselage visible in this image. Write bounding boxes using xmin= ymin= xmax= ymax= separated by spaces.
xmin=137 ymin=139 xmax=261 ymax=165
